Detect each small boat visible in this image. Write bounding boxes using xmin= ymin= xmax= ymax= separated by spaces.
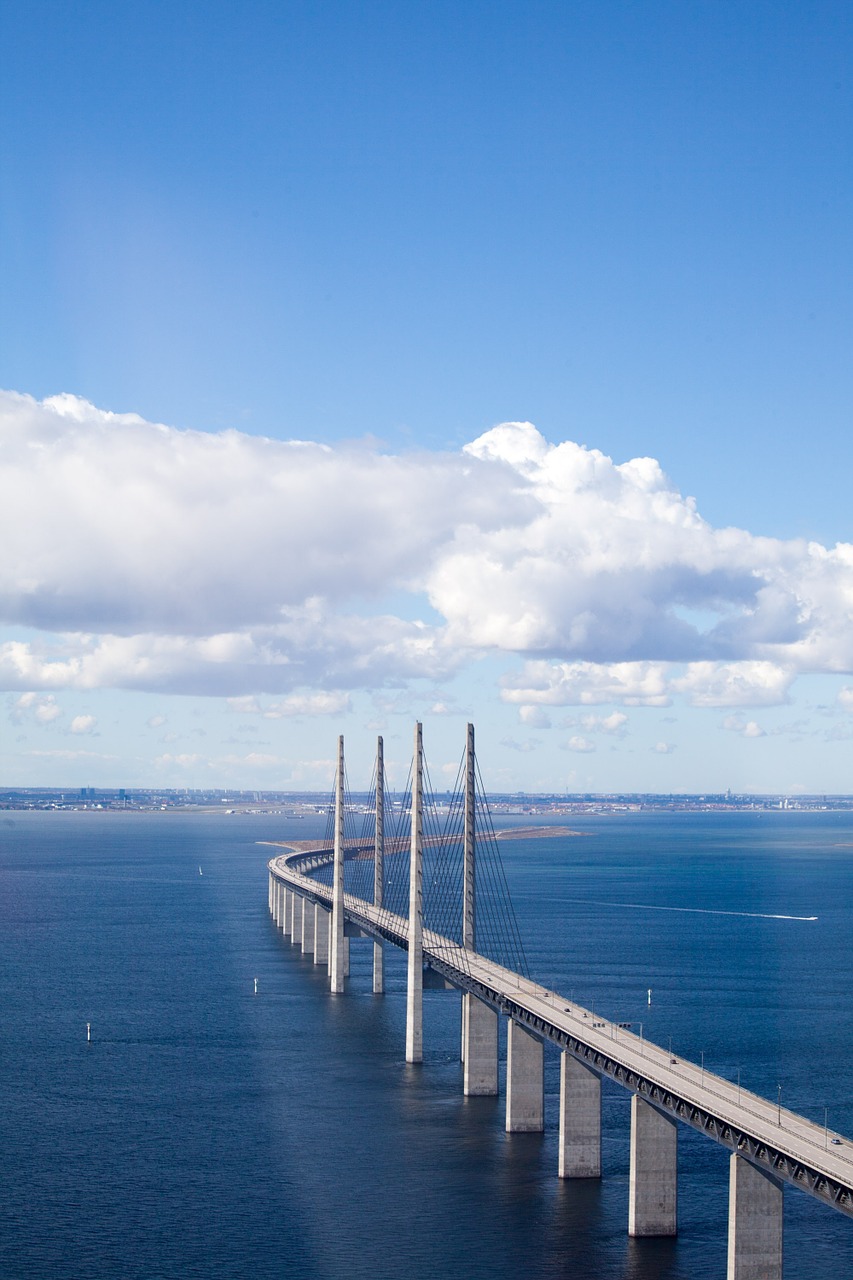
xmin=199 ymin=866 xmax=203 ymax=876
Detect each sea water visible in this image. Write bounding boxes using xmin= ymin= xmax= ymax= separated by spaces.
xmin=1 ymin=808 xmax=851 ymax=1279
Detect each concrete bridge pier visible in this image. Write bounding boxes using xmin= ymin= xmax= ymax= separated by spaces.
xmin=327 ymin=933 xmax=349 ymax=977
xmin=314 ymin=904 xmax=329 ymax=965
xmin=373 ymin=943 xmax=384 ymax=994
xmin=330 ymin=735 xmax=347 ymax=993
xmin=373 ymin=735 xmax=385 ymax=995
xmin=727 ymin=1155 xmax=783 ymax=1280
xmin=506 ymin=1019 xmax=544 ymax=1131
xmin=628 ymin=1095 xmax=678 ymax=1236
xmin=558 ymin=1052 xmax=602 ymax=1177
xmin=462 ymin=994 xmax=498 ymax=1095
xmin=405 ymin=722 xmax=424 ymax=1063
xmin=291 ymin=894 xmax=304 ymax=945
xmin=301 ymin=900 xmax=315 ymax=954
xmin=281 ymin=886 xmax=291 ymax=937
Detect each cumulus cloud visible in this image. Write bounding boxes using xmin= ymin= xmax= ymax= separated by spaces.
xmin=0 ymin=390 xmax=528 ymax=637
xmin=518 ymin=705 xmax=552 ymax=729
xmin=839 ymin=687 xmax=853 ymax=713
xmin=4 ymin=393 xmax=853 ymax=704
xmin=503 ymin=661 xmax=671 ymax=707
xmin=499 ymin=736 xmax=541 ymax=753
xmin=653 ymin=741 xmax=676 ymax=754
xmin=562 ymin=710 xmax=629 ymax=736
xmin=503 ymin=659 xmax=795 ymax=710
xmin=70 ymin=714 xmax=97 ymax=734
xmin=563 ymin=735 xmax=596 ymax=753
xmin=10 ymin=692 xmax=62 ymax=723
xmin=227 ymin=691 xmax=351 ymax=717
xmin=722 ymin=715 xmax=767 ymax=739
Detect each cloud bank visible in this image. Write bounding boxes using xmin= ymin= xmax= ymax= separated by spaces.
xmin=3 ymin=390 xmax=853 ymax=706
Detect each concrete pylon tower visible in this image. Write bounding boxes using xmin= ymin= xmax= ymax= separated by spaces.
xmin=373 ymin=735 xmax=385 ymax=994
xmin=330 ymin=734 xmax=346 ymax=993
xmin=462 ymin=721 xmax=475 ymax=950
xmin=405 ymin=721 xmax=424 ymax=1062
xmin=461 ymin=721 xmax=499 ymax=1095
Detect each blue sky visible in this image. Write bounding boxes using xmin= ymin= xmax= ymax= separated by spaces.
xmin=2 ymin=2 xmax=853 ymax=793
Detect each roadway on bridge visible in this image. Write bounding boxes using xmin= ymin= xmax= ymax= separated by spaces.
xmin=271 ymin=851 xmax=853 ymax=1213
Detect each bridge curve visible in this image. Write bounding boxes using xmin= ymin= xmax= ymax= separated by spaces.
xmin=266 ymin=725 xmax=853 ymax=1280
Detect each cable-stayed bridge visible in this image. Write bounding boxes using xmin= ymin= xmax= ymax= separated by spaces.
xmin=267 ymin=724 xmax=852 ymax=1280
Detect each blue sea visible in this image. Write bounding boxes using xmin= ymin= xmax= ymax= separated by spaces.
xmin=1 ymin=808 xmax=852 ymax=1279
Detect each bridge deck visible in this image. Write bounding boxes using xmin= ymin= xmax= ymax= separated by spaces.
xmin=270 ymin=852 xmax=853 ymax=1218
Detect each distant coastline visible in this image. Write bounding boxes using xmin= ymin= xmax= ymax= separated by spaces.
xmin=4 ymin=788 xmax=853 ymax=814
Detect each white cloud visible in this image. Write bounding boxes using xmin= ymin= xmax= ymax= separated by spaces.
xmin=671 ymin=661 xmax=792 ymax=708
xmin=560 ymin=706 xmax=627 ymax=737
xmin=518 ymin=704 xmax=552 ymax=728
xmin=26 ymin=748 xmax=118 ymax=760
xmin=839 ymin=687 xmax=853 ymax=713
xmin=3 ymin=394 xmax=853 ymax=704
xmin=9 ymin=692 xmax=62 ymax=723
xmin=504 ymin=659 xmax=795 ymax=710
xmin=0 ymin=390 xmax=528 ymax=638
xmin=653 ymin=741 xmax=676 ymax=754
xmin=503 ymin=661 xmax=671 ymax=707
xmin=722 ymin=715 xmax=767 ymax=739
xmin=563 ymin=735 xmax=596 ymax=753
xmin=499 ymin=736 xmax=541 ymax=753
xmin=154 ymin=753 xmax=203 ymax=768
xmin=266 ymin=692 xmax=351 ymax=717
xmin=70 ymin=714 xmax=97 ymax=734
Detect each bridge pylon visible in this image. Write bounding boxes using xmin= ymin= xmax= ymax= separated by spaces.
xmin=405 ymin=721 xmax=424 ymax=1062
xmin=373 ymin=735 xmax=385 ymax=994
xmin=461 ymin=723 xmax=499 ymax=1095
xmin=329 ymin=734 xmax=346 ymax=993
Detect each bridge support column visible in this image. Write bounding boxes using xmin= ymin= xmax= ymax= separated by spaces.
xmin=314 ymin=905 xmax=329 ymax=965
xmin=558 ymin=1052 xmax=601 ymax=1178
xmin=301 ymin=900 xmax=315 ymax=954
xmin=278 ymin=882 xmax=286 ymax=930
xmin=268 ymin=872 xmax=274 ymax=915
xmin=463 ymin=994 xmax=498 ymax=1095
xmin=373 ymin=943 xmax=384 ymax=994
xmin=328 ymin=933 xmax=349 ymax=977
xmin=281 ymin=887 xmax=291 ymax=937
xmin=505 ymin=1019 xmax=544 ymax=1131
xmin=373 ymin=735 xmax=385 ymax=995
xmin=330 ymin=735 xmax=347 ymax=993
xmin=405 ymin=722 xmax=424 ymax=1063
xmin=726 ymin=1155 xmax=783 ymax=1280
xmin=628 ymin=1096 xmax=677 ymax=1236
xmin=291 ymin=894 xmax=303 ymax=945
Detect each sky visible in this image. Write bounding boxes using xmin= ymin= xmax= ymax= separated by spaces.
xmin=2 ymin=1 xmax=853 ymax=794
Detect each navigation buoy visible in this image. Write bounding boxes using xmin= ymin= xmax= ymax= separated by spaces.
xmin=254 ymin=977 xmax=258 ymax=994
xmin=86 ymin=1022 xmax=91 ymax=1042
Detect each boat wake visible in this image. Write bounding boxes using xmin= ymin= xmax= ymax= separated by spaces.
xmin=577 ymin=900 xmax=817 ymax=922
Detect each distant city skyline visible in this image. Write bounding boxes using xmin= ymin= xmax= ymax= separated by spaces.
xmin=2 ymin=3 xmax=853 ymax=793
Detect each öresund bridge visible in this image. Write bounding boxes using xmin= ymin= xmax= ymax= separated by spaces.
xmin=267 ymin=724 xmax=852 ymax=1280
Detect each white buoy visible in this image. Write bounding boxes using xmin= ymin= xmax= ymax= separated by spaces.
xmin=253 ymin=977 xmax=258 ymax=994
xmin=86 ymin=1022 xmax=91 ymax=1042
xmin=647 ymin=988 xmax=652 ymax=1006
